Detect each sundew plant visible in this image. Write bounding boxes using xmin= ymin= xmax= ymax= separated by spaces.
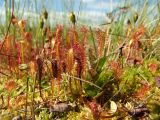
xmin=0 ymin=0 xmax=160 ymax=120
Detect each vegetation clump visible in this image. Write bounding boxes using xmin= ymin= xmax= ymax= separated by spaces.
xmin=0 ymin=0 xmax=160 ymax=120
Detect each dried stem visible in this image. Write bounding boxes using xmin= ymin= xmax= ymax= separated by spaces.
xmin=31 ymin=73 xmax=37 ymax=120
xmin=25 ymin=76 xmax=29 ymax=119
xmin=63 ymin=74 xmax=102 ymax=90
xmin=0 ymin=71 xmax=10 ymax=77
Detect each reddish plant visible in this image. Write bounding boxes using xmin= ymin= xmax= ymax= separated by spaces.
xmin=16 ymin=43 xmax=22 ymax=65
xmin=5 ymin=80 xmax=17 ymax=108
xmin=14 ymin=94 xmax=26 ymax=108
xmin=72 ymin=41 xmax=86 ymax=77
xmin=110 ymin=61 xmax=123 ymax=80
xmin=134 ymin=82 xmax=150 ymax=99
xmin=66 ymin=48 xmax=74 ymax=73
xmin=24 ymin=32 xmax=32 ymax=43
xmin=29 ymin=61 xmax=36 ymax=78
xmin=88 ymin=100 xmax=100 ymax=120
xmin=53 ymin=25 xmax=63 ymax=60
xmin=80 ymin=26 xmax=89 ymax=46
xmin=51 ymin=59 xmax=58 ymax=78
xmin=66 ymin=27 xmax=79 ymax=48
xmin=5 ymin=80 xmax=17 ymax=92
xmin=129 ymin=26 xmax=145 ymax=51
xmin=132 ymin=25 xmax=145 ymax=41
xmin=95 ymin=29 xmax=106 ymax=57
xmin=36 ymin=56 xmax=44 ymax=100
xmin=149 ymin=62 xmax=158 ymax=74
xmin=36 ymin=56 xmax=43 ymax=82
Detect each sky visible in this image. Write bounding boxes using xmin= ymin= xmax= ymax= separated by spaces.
xmin=0 ymin=0 xmax=158 ymax=26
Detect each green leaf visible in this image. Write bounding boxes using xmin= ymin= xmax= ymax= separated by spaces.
xmin=96 ymin=70 xmax=113 ymax=87
xmin=96 ymin=57 xmax=106 ymax=72
xmin=84 ymin=85 xmax=99 ymax=97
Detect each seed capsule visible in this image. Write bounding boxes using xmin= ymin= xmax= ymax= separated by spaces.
xmin=40 ymin=18 xmax=44 ymax=29
xmin=134 ymin=13 xmax=138 ymax=23
xmin=69 ymin=11 xmax=76 ymax=25
xmin=43 ymin=9 xmax=48 ymax=20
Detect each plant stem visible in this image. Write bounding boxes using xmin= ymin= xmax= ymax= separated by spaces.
xmin=21 ymin=43 xmax=24 ymax=63
xmin=64 ymin=74 xmax=102 ymax=90
xmin=51 ymin=78 xmax=55 ymax=97
xmin=31 ymin=73 xmax=36 ymax=120
xmin=107 ymin=34 xmax=111 ymax=56
xmin=25 ymin=76 xmax=29 ymax=119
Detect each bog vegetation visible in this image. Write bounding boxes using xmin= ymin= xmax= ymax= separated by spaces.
xmin=0 ymin=0 xmax=160 ymax=120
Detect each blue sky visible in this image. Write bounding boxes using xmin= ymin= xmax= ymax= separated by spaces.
xmin=0 ymin=0 xmax=158 ymax=26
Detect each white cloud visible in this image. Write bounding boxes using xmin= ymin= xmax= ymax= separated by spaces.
xmin=76 ymin=11 xmax=106 ymax=25
xmin=0 ymin=9 xmax=5 ymax=16
xmin=23 ymin=12 xmax=39 ymax=19
xmin=79 ymin=11 xmax=105 ymax=20
xmin=86 ymin=1 xmax=120 ymax=11
xmin=82 ymin=0 xmax=95 ymax=3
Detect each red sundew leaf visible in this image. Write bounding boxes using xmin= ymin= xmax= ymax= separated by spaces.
xmin=14 ymin=94 xmax=26 ymax=108
xmin=130 ymin=40 xmax=142 ymax=50
xmin=75 ymin=57 xmax=83 ymax=78
xmin=132 ymin=25 xmax=145 ymax=41
xmin=24 ymin=32 xmax=32 ymax=43
xmin=149 ymin=62 xmax=158 ymax=74
xmin=4 ymin=35 xmax=13 ymax=52
xmin=80 ymin=26 xmax=88 ymax=33
xmin=96 ymin=29 xmax=106 ymax=57
xmin=80 ymin=26 xmax=88 ymax=46
xmin=55 ymin=25 xmax=63 ymax=44
xmin=66 ymin=48 xmax=74 ymax=73
xmin=110 ymin=61 xmax=122 ymax=79
xmin=88 ymin=100 xmax=100 ymax=120
xmin=29 ymin=61 xmax=36 ymax=77
xmin=43 ymin=27 xmax=52 ymax=40
xmin=15 ymin=42 xmax=22 ymax=64
xmin=72 ymin=41 xmax=86 ymax=76
xmin=5 ymin=80 xmax=17 ymax=92
xmin=54 ymin=25 xmax=63 ymax=60
xmin=129 ymin=26 xmax=145 ymax=51
xmin=134 ymin=84 xmax=150 ymax=99
xmin=67 ymin=27 xmax=79 ymax=47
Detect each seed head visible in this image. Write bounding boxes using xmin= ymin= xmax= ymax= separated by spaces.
xmin=69 ymin=11 xmax=76 ymax=25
